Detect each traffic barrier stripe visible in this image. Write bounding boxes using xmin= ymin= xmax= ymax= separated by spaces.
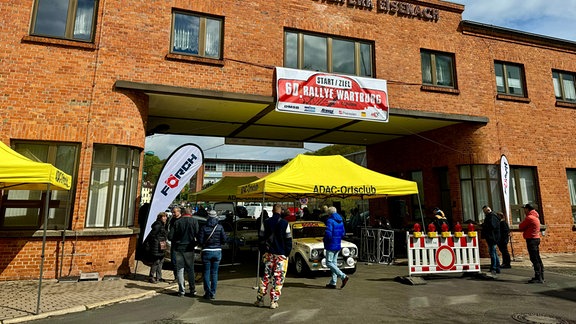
xmin=407 ymin=232 xmax=481 ymax=276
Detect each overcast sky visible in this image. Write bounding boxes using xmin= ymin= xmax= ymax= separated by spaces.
xmin=145 ymin=1 xmax=576 ymax=160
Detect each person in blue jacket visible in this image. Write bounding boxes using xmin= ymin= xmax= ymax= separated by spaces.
xmin=324 ymin=206 xmax=349 ymax=289
xmin=198 ymin=210 xmax=227 ymax=300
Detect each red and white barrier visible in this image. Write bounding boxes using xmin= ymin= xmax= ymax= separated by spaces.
xmin=407 ymin=232 xmax=480 ymax=276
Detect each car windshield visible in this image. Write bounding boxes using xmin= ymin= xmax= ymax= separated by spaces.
xmin=292 ymin=226 xmax=326 ymax=239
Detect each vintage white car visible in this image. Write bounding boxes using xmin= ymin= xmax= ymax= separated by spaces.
xmin=289 ymin=220 xmax=358 ymax=276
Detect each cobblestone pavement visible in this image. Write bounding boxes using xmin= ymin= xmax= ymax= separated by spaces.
xmin=1 ymin=253 xmax=575 ymax=323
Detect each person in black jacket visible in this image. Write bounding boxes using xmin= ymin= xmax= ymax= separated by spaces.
xmin=147 ymin=212 xmax=168 ymax=283
xmin=497 ymin=211 xmax=512 ymax=268
xmin=198 ymin=210 xmax=227 ymax=300
xmin=482 ymin=206 xmax=501 ymax=275
xmin=168 ymin=210 xmax=200 ymax=297
xmin=254 ymin=204 xmax=292 ymax=310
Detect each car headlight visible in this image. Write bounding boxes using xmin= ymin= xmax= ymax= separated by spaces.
xmin=346 ymin=257 xmax=356 ymax=267
xmin=321 ymin=258 xmax=327 ymax=268
xmin=349 ymin=247 xmax=357 ymax=257
xmin=311 ymin=249 xmax=320 ymax=259
xmin=341 ymin=247 xmax=350 ymax=257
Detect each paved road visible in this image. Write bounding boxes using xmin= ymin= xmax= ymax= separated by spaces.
xmin=27 ymin=259 xmax=576 ymax=324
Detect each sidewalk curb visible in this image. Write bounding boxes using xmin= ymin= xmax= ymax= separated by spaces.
xmin=2 ymin=305 xmax=87 ymax=324
xmin=0 ymin=286 xmax=175 ymax=324
xmin=85 ymin=290 xmax=159 ymax=310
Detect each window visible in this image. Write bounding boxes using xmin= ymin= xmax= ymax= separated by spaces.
xmin=460 ymin=165 xmax=540 ymax=225
xmin=86 ymin=145 xmax=139 ymax=228
xmin=236 ymin=164 xmax=251 ymax=172
xmin=204 ymin=163 xmax=217 ymax=172
xmin=495 ymin=61 xmax=526 ymax=97
xmin=284 ymin=30 xmax=373 ymax=77
xmin=567 ymin=170 xmax=576 ymax=224
xmin=171 ymin=11 xmax=223 ymax=59
xmin=253 ymin=164 xmax=268 ymax=172
xmin=31 ymin=0 xmax=97 ymax=42
xmin=421 ymin=50 xmax=456 ymax=88
xmin=1 ymin=141 xmax=79 ymax=230
xmin=553 ymin=70 xmax=576 ymax=102
xmin=509 ymin=167 xmax=540 ymax=224
xmin=459 ymin=165 xmax=503 ymax=224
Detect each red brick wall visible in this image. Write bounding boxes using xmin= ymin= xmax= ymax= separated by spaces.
xmin=1 ymin=0 xmax=574 ymax=279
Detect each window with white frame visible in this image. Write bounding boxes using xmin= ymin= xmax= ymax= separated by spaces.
xmin=204 ymin=163 xmax=217 ymax=172
xmin=171 ymin=10 xmax=223 ymax=59
xmin=284 ymin=30 xmax=373 ymax=77
xmin=460 ymin=164 xmax=503 ymax=224
xmin=31 ymin=0 xmax=97 ymax=42
xmin=421 ymin=50 xmax=456 ymax=88
xmin=460 ymin=164 xmax=540 ymax=225
xmin=567 ymin=169 xmax=576 ymax=224
xmin=509 ymin=167 xmax=540 ymax=224
xmin=495 ymin=61 xmax=526 ymax=97
xmin=1 ymin=141 xmax=78 ymax=230
xmin=86 ymin=145 xmax=139 ymax=228
xmin=553 ymin=70 xmax=576 ymax=103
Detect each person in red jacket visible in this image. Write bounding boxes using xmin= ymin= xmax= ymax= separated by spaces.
xmin=518 ymin=203 xmax=544 ymax=283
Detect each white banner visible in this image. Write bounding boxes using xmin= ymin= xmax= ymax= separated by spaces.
xmin=500 ymin=155 xmax=511 ymax=225
xmin=275 ymin=67 xmax=389 ymax=122
xmin=142 ymin=144 xmax=204 ymax=241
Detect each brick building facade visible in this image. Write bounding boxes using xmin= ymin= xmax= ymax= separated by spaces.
xmin=0 ymin=0 xmax=575 ymax=280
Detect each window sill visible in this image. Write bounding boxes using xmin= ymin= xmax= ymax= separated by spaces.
xmin=509 ymin=224 xmax=547 ymax=231
xmin=556 ymin=100 xmax=576 ymax=109
xmin=165 ymin=53 xmax=225 ymax=67
xmin=21 ymin=35 xmax=97 ymax=51
xmin=496 ymin=94 xmax=531 ymax=103
xmin=0 ymin=228 xmax=138 ymax=238
xmin=420 ymin=85 xmax=460 ymax=95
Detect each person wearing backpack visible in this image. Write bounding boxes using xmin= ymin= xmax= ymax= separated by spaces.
xmin=254 ymin=204 xmax=292 ymax=310
xmin=198 ymin=210 xmax=227 ymax=300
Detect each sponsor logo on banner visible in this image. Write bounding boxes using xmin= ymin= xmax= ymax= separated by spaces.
xmin=142 ymin=144 xmax=204 ymax=242
xmin=500 ymin=155 xmax=511 ymax=225
xmin=275 ymin=67 xmax=389 ymax=122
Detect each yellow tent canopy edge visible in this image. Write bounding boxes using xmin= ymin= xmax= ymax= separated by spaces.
xmin=0 ymin=141 xmax=72 ymax=191
xmin=237 ymin=154 xmax=418 ymax=200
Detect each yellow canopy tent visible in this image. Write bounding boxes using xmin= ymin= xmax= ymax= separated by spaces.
xmin=0 ymin=141 xmax=72 ymax=314
xmin=237 ymin=154 xmax=418 ymax=200
xmin=191 ymin=176 xmax=259 ymax=202
xmin=0 ymin=141 xmax=71 ymax=191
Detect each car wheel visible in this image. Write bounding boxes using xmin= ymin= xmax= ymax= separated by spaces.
xmin=294 ymin=254 xmax=309 ymax=276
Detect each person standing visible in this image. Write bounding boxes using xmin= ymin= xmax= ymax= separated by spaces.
xmin=482 ymin=206 xmax=501 ymax=275
xmin=519 ymin=203 xmax=544 ymax=283
xmin=254 ymin=204 xmax=292 ymax=310
xmin=433 ymin=208 xmax=449 ymax=232
xmin=497 ymin=211 xmax=512 ymax=269
xmin=324 ymin=206 xmax=349 ymax=289
xmin=199 ymin=210 xmax=227 ymax=300
xmin=169 ymin=207 xmax=200 ymax=297
xmin=147 ymin=212 xmax=168 ymax=283
xmin=168 ymin=207 xmax=182 ymax=283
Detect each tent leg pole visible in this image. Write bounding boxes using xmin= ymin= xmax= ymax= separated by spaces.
xmin=36 ymin=188 xmax=51 ymax=315
xmin=416 ymin=194 xmax=425 ymax=229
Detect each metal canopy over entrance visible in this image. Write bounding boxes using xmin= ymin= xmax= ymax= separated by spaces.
xmin=115 ymin=80 xmax=488 ymax=146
